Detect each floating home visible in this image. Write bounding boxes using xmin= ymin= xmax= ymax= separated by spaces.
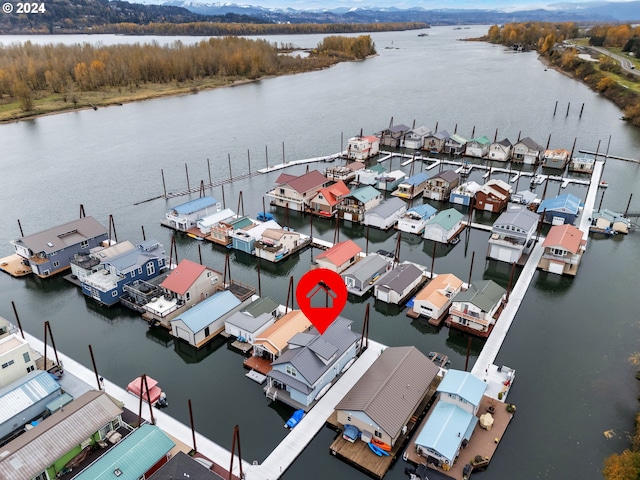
xmin=363 ymin=197 xmax=408 ymax=230
xmin=465 ymin=135 xmax=491 ymax=158
xmin=424 ymin=130 xmax=450 ymax=153
xmin=537 ymin=193 xmax=582 ymax=225
xmin=377 ymin=170 xmax=406 ymax=192
xmin=141 ymin=259 xmax=223 ymax=328
xmin=150 ymin=451 xmax=222 ymax=480
xmin=255 ymin=228 xmax=307 ymax=262
xmin=392 ymin=172 xmax=430 ymax=200
xmin=309 ymin=181 xmax=350 ymax=218
xmin=568 ymin=155 xmax=595 ymax=173
xmin=448 ymin=280 xmax=506 ymax=338
xmin=423 ymin=209 xmax=464 ymax=244
xmin=404 ymin=126 xmax=432 ymax=150
xmin=347 ymin=135 xmax=380 ymax=161
xmin=251 ymin=310 xmax=313 ymax=363
xmin=413 ymin=370 xmax=487 ymax=469
xmin=0 ymin=334 xmax=38 ymax=388
xmin=315 ymin=240 xmax=362 ymax=274
xmin=380 ymin=123 xmax=410 ymax=148
xmin=423 ymin=170 xmax=460 ymax=201
xmin=224 ymin=297 xmax=280 ymax=343
xmin=341 ymin=253 xmax=393 ymax=296
xmin=337 ymin=186 xmax=383 ymax=223
xmin=397 ymin=204 xmax=437 ymax=235
xmin=450 ymin=181 xmax=481 ymax=207
xmin=325 ymin=162 xmax=365 ymax=182
xmin=211 ymin=215 xmax=254 ymax=246
xmin=591 ymin=209 xmax=631 ymax=234
xmin=334 ymin=346 xmax=439 ymax=447
xmin=443 ymin=133 xmax=468 ymax=155
xmin=0 ymin=390 xmax=125 ymax=480
xmin=265 ymin=317 xmax=359 ymax=409
xmin=474 ymin=179 xmax=512 ymax=213
xmin=229 ymin=219 xmax=280 ymax=254
xmin=196 ymin=208 xmax=236 ymax=237
xmin=11 ymin=216 xmax=109 ymax=278
xmin=512 ymin=137 xmax=544 ymax=165
xmin=488 ymin=138 xmax=513 ymax=162
xmin=70 ymin=240 xmax=135 ymax=285
xmin=410 ymin=273 xmax=464 ymax=326
xmin=81 ymin=240 xmax=167 ymax=307
xmin=538 ymin=224 xmax=586 ymax=276
xmin=355 ymin=164 xmax=386 ymax=186
xmin=170 ymin=290 xmax=249 ymax=349
xmin=374 ymin=262 xmax=426 ymax=305
xmin=543 ymin=148 xmax=571 ymax=169
xmin=266 ymin=170 xmax=328 ymax=212
xmin=165 ymin=196 xmax=221 ymax=232
xmin=487 ymin=207 xmax=539 ymax=264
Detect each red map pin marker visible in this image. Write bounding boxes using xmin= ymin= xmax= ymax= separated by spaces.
xmin=296 ymin=268 xmax=347 ymax=335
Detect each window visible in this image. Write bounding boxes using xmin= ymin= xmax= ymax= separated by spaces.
xmin=23 ymin=352 xmax=30 ymax=363
xmin=2 ymin=359 xmax=15 ymax=369
xmin=280 ymin=188 xmax=285 ymax=194
xmin=286 ymin=365 xmax=297 ymax=377
xmin=207 ymin=271 xmax=211 ymax=277
xmin=138 ymin=267 xmax=142 ymax=274
xmin=33 ymin=472 xmax=48 ymax=480
xmin=81 ymin=240 xmax=89 ymax=249
xmin=112 ymin=291 xmax=118 ymax=297
xmin=27 ymin=365 xmax=35 ymax=373
xmin=53 ymin=261 xmax=60 ymax=268
xmin=131 ymin=270 xmax=135 ymax=278
xmin=146 ymin=263 xmax=155 ymax=276
xmin=347 ymin=415 xmax=352 ymax=422
xmin=204 ymin=327 xmax=210 ymax=337
xmin=375 ymin=431 xmax=382 ymax=438
xmin=186 ymin=292 xmax=191 ymax=302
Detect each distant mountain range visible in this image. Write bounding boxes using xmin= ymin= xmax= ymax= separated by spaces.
xmin=129 ymin=0 xmax=640 ymax=23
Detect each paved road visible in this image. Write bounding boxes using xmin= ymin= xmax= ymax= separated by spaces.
xmin=589 ymin=46 xmax=640 ymax=77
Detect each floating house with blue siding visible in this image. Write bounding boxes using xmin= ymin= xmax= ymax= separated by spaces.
xmin=81 ymin=240 xmax=167 ymax=306
xmin=165 ymin=196 xmax=221 ymax=232
xmin=537 ymin=193 xmax=582 ymax=225
xmin=449 ymin=181 xmax=481 ymax=207
xmin=171 ymin=290 xmax=248 ymax=348
xmin=0 ymin=370 xmax=61 ymax=441
xmin=11 ymin=216 xmax=109 ymax=278
xmin=414 ymin=370 xmax=487 ymax=468
xmin=230 ymin=219 xmax=281 ymax=254
xmin=266 ymin=317 xmax=359 ymax=409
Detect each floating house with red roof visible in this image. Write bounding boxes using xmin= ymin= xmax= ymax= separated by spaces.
xmin=538 ymin=224 xmax=586 ymax=276
xmin=309 ymin=181 xmax=350 ymax=217
xmin=315 ymin=240 xmax=362 ymax=273
xmin=266 ymin=170 xmax=328 ymax=212
xmin=347 ymin=135 xmax=380 ymax=161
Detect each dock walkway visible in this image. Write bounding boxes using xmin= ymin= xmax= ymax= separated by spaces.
xmin=578 ymin=160 xmax=604 ymax=240
xmin=257 ymin=152 xmax=344 ymax=174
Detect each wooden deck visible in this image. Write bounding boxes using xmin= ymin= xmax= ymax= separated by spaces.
xmin=243 ymin=355 xmax=272 ymax=375
xmin=0 ymin=253 xmax=32 ymax=277
xmin=404 ymin=395 xmax=514 ymax=480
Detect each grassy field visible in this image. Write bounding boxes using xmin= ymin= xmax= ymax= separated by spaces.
xmin=0 ymin=76 xmax=241 ymax=123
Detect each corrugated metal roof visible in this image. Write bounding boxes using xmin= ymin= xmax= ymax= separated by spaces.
xmin=430 ymin=169 xmax=459 ymax=184
xmin=537 ymin=193 xmax=582 ymax=215
xmin=376 ymin=263 xmax=423 ymax=294
xmin=197 ymin=208 xmax=236 ymax=228
xmin=341 ymin=254 xmax=389 ymax=283
xmin=277 ymin=170 xmax=328 ymax=194
xmin=73 ymin=424 xmax=174 ymax=480
xmin=437 ymin=369 xmax=487 ymax=406
xmin=253 ymin=310 xmax=312 ymax=356
xmin=174 ymin=290 xmax=241 ymax=333
xmin=469 ymin=135 xmax=491 ymax=146
xmin=225 ymin=312 xmax=273 ymax=334
xmin=12 ymin=216 xmax=107 ymax=255
xmin=414 ymin=273 xmax=463 ymax=308
xmin=315 ymin=181 xmax=350 ymax=207
xmin=516 ymin=136 xmax=544 ymax=151
xmin=0 ymin=391 xmax=123 ymax=480
xmin=148 ymin=451 xmax=220 ymax=480
xmin=426 ymin=209 xmax=464 ymax=231
xmin=415 ymin=401 xmax=478 ymax=463
xmin=452 ymin=279 xmax=505 ymax=313
xmin=493 ymin=208 xmax=539 ymax=231
xmin=0 ymin=370 xmax=61 ymax=425
xmin=348 ymin=185 xmax=381 ymax=203
xmin=160 ymin=258 xmax=209 ymax=295
xmin=449 ymin=134 xmax=468 ymax=145
xmin=402 ymin=172 xmax=429 ymax=186
xmin=107 ymin=241 xmax=164 ymax=274
xmin=542 ymin=224 xmax=583 ymax=253
xmin=365 ymin=197 xmax=407 ymax=219
xmin=170 ymin=196 xmax=218 ymax=215
xmin=316 ymin=240 xmax=362 ymax=266
xmin=406 ymin=204 xmax=438 ymax=219
xmin=496 ymin=138 xmax=512 ymax=147
xmin=243 ymin=297 xmax=279 ymax=318
xmin=336 ymin=346 xmax=439 ymax=440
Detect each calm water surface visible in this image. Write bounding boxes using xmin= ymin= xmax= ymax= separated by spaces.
xmin=1 ymin=26 xmax=639 ymax=479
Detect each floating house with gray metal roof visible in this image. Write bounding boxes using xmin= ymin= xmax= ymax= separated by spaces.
xmin=11 ymin=216 xmax=109 ymax=278
xmin=266 ymin=317 xmax=359 ymax=409
xmin=224 ymin=297 xmax=280 ymax=343
xmin=488 ymin=207 xmax=539 ymax=264
xmin=363 ymin=197 xmax=407 ymax=230
xmin=374 ymin=262 xmax=426 ymax=305
xmin=341 ymin=253 xmax=393 ymax=296
xmin=448 ymin=280 xmax=506 ymax=338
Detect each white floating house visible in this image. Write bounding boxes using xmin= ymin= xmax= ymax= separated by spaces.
xmin=423 ymin=209 xmax=464 ymax=244
xmin=165 ymin=196 xmax=221 ymax=232
xmin=397 ymin=204 xmax=438 ymax=235
xmin=363 ymin=197 xmax=407 ymax=230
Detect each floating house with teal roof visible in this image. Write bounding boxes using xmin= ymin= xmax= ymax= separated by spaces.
xmin=465 ymin=135 xmax=491 ymax=158
xmin=392 ymin=172 xmax=431 ymax=199
xmin=397 ymin=204 xmax=438 ymax=235
xmin=414 ymin=370 xmax=487 ymax=468
xmin=165 ymin=196 xmax=221 ymax=232
xmin=337 ymin=186 xmax=383 ymax=223
xmin=170 ymin=289 xmax=247 ymax=348
xmin=73 ymin=424 xmax=174 ymax=480
xmin=423 ymin=208 xmax=464 ymax=244
xmin=444 ymin=133 xmax=468 ymax=155
xmin=537 ymin=193 xmax=582 ymax=225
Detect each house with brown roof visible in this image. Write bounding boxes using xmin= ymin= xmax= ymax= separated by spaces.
xmin=335 ymin=346 xmax=439 ymax=447
xmin=411 ymin=273 xmax=464 ymax=325
xmin=309 ymin=181 xmax=350 ymax=217
xmin=255 ymin=228 xmax=304 ymax=263
xmin=474 ymin=179 xmax=512 ymax=213
xmin=266 ymin=170 xmax=328 ymax=212
xmin=347 ymin=135 xmax=380 ymax=161
xmin=488 ymin=138 xmax=513 ymax=162
xmin=512 ymin=137 xmax=544 ymax=164
xmin=380 ymin=123 xmax=410 ymax=147
xmin=423 ymin=170 xmax=460 ymax=201
xmin=325 ymin=162 xmax=365 ymax=182
xmin=251 ymin=310 xmax=313 ymax=362
xmin=142 ymin=258 xmax=223 ymax=328
xmin=543 ymin=148 xmax=571 ymax=169
xmin=315 ymin=239 xmax=362 ymax=273
xmin=538 ymin=224 xmax=586 ymax=276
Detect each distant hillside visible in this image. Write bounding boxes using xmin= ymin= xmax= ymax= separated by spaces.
xmin=0 ymin=0 xmax=266 ymax=34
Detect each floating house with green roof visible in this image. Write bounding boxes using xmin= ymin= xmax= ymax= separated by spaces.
xmin=72 ymin=424 xmax=174 ymax=480
xmin=443 ymin=133 xmax=468 ymax=155
xmin=337 ymin=186 xmax=383 ymax=223
xmin=465 ymin=135 xmax=491 ymax=158
xmin=448 ymin=280 xmax=506 ymax=338
xmin=423 ymin=208 xmax=464 ymax=244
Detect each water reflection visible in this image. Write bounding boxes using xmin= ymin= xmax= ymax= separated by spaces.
xmin=145 ymin=326 xmax=174 ymax=348
xmin=173 ymin=335 xmax=227 ymax=364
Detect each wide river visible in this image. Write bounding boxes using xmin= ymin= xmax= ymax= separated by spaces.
xmin=1 ymin=26 xmax=640 ymax=479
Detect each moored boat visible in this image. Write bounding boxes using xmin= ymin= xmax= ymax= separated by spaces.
xmin=285 ymin=409 xmax=305 ymax=429
xmin=126 ymin=375 xmax=168 ymax=407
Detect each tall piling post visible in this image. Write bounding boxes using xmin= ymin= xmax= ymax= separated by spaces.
xmin=553 ymin=100 xmax=558 ymax=116
xmin=185 ymin=163 xmax=190 ymax=191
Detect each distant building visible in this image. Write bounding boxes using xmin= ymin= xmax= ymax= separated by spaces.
xmin=423 ymin=170 xmax=460 ymax=201
xmin=488 ymin=138 xmax=513 ymax=162
xmin=424 ymin=131 xmax=450 ymax=153
xmin=512 ymin=137 xmax=543 ymax=164
xmin=347 ymin=135 xmax=380 ymax=161
xmin=266 ymin=170 xmax=328 ymax=212
xmin=165 ymin=196 xmax=221 ymax=232
xmin=465 ymin=135 xmax=491 ymax=158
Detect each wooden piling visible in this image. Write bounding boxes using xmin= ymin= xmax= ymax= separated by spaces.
xmin=185 ymin=163 xmax=190 ymax=191
xmin=553 ymin=100 xmax=558 ymax=116
xmin=161 ymin=169 xmax=167 ymax=198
